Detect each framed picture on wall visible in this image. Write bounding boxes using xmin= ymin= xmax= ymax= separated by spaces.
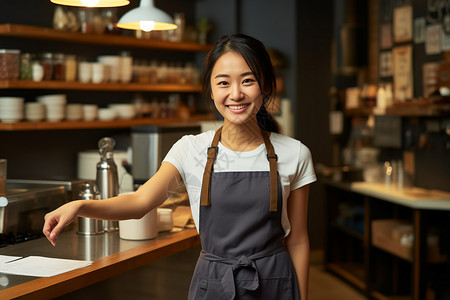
xmin=414 ymin=17 xmax=426 ymax=43
xmin=392 ymin=45 xmax=413 ymax=101
xmin=379 ymin=51 xmax=393 ymax=77
xmin=422 ymin=62 xmax=440 ymax=98
xmin=425 ymin=24 xmax=441 ymax=54
xmin=393 ymin=5 xmax=413 ymax=43
xmin=380 ymin=23 xmax=393 ymax=49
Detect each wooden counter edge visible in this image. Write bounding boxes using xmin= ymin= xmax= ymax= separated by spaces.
xmin=0 ymin=229 xmax=200 ymax=300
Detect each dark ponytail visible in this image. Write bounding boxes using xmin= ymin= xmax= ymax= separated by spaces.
xmin=256 ymin=98 xmax=280 ymax=133
xmin=203 ymin=34 xmax=280 ymax=133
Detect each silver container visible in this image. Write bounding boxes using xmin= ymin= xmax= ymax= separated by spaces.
xmin=96 ymin=137 xmax=119 ymax=232
xmin=77 ymin=182 xmax=104 ymax=235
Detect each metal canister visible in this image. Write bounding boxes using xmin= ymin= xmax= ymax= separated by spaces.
xmin=96 ymin=137 xmax=120 ymax=232
xmin=77 ymin=182 xmax=104 ymax=235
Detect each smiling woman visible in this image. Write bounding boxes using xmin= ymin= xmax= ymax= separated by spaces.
xmin=43 ymin=33 xmax=316 ymax=300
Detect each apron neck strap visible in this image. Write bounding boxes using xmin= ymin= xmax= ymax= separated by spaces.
xmin=200 ymin=126 xmax=278 ymax=212
xmin=260 ymin=129 xmax=278 ymax=212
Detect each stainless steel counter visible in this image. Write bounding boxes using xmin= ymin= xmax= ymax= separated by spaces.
xmin=0 ymin=225 xmax=200 ymax=299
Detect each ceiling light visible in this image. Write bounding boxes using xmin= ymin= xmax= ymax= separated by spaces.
xmin=116 ymin=0 xmax=177 ymax=31
xmin=50 ymin=0 xmax=129 ymax=8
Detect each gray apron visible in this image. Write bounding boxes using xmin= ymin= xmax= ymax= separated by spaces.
xmin=188 ymin=127 xmax=300 ymax=300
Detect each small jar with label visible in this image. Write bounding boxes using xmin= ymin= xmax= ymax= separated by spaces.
xmin=20 ymin=53 xmax=33 ymax=80
xmin=0 ymin=49 xmax=20 ymax=80
xmin=41 ymin=52 xmax=53 ymax=81
xmin=64 ymin=55 xmax=77 ymax=82
xmin=53 ymin=53 xmax=65 ymax=81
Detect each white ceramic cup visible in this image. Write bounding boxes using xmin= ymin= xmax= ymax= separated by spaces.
xmin=98 ymin=56 xmax=121 ymax=83
xmin=157 ymin=208 xmax=173 ymax=232
xmin=78 ymin=62 xmax=92 ymax=83
xmin=119 ymin=208 xmax=158 ymax=240
xmin=120 ymin=56 xmax=133 ymax=83
xmin=83 ymin=104 xmax=98 ymax=121
xmin=91 ymin=63 xmax=104 ymax=84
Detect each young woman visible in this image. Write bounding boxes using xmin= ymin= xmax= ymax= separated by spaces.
xmin=43 ymin=34 xmax=316 ymax=299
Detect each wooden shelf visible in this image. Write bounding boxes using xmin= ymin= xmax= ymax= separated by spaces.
xmin=386 ymin=100 xmax=450 ymax=117
xmin=332 ymin=222 xmax=364 ymax=240
xmin=326 ymin=262 xmax=366 ymax=291
xmin=0 ymin=114 xmax=215 ymax=131
xmin=344 ymin=100 xmax=450 ymax=117
xmin=0 ymin=80 xmax=202 ymax=92
xmin=0 ymin=24 xmax=213 ymax=52
xmin=370 ymin=290 xmax=411 ymax=300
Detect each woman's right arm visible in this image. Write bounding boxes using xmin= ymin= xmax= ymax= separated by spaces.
xmin=43 ymin=161 xmax=182 ymax=246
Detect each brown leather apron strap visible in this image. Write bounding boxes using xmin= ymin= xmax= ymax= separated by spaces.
xmin=200 ymin=126 xmax=278 ymax=212
xmin=260 ymin=129 xmax=278 ymax=212
xmin=200 ymin=126 xmax=222 ymax=207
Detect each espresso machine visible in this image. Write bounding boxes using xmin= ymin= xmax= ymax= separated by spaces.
xmin=131 ymin=124 xmax=201 ymax=185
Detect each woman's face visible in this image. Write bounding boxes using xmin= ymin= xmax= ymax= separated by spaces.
xmin=210 ymin=51 xmax=263 ymax=126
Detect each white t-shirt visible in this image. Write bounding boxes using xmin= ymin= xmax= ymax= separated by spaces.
xmin=163 ymin=130 xmax=317 ymax=236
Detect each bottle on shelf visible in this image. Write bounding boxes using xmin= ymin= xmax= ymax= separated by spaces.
xmin=19 ymin=53 xmax=32 ymax=80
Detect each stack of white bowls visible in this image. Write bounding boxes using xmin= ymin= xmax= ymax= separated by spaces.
xmin=108 ymin=103 xmax=136 ymax=120
xmin=37 ymin=94 xmax=66 ymax=122
xmin=0 ymin=97 xmax=24 ymax=123
xmin=83 ymin=104 xmax=98 ymax=121
xmin=66 ymin=103 xmax=83 ymax=121
xmin=98 ymin=108 xmax=117 ymax=121
xmin=98 ymin=56 xmax=121 ymax=83
xmin=25 ymin=102 xmax=46 ymax=122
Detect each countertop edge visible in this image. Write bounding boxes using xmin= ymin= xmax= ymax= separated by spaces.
xmin=0 ymin=229 xmax=200 ymax=299
xmin=320 ymin=178 xmax=450 ymax=211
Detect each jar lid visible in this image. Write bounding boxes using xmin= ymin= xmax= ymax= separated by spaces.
xmin=0 ymin=49 xmax=20 ymax=54
xmin=41 ymin=52 xmax=53 ymax=59
xmin=53 ymin=53 xmax=65 ymax=60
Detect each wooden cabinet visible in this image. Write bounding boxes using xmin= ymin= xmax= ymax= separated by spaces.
xmin=323 ymin=180 xmax=450 ymax=300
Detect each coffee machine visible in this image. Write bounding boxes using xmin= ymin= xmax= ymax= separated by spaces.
xmin=131 ymin=123 xmax=201 ymax=185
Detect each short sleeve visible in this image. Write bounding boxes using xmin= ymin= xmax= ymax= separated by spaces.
xmin=162 ymin=136 xmax=189 ymax=182
xmin=290 ymin=143 xmax=316 ymax=190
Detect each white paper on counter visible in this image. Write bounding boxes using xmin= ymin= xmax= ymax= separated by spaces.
xmin=0 ymin=255 xmax=22 ymax=264
xmin=0 ymin=256 xmax=92 ymax=277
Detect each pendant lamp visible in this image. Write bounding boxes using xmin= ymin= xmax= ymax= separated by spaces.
xmin=50 ymin=0 xmax=129 ymax=8
xmin=116 ymin=0 xmax=177 ymax=32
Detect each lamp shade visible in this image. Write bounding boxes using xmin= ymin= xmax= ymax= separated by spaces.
xmin=50 ymin=0 xmax=129 ymax=8
xmin=116 ymin=0 xmax=177 ymax=31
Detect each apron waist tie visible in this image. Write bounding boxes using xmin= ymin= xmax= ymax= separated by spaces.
xmin=199 ymin=244 xmax=285 ymax=300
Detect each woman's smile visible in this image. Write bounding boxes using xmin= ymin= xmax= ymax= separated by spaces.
xmin=226 ymin=103 xmax=250 ymax=113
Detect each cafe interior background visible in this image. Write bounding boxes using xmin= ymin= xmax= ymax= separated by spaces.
xmin=0 ymin=0 xmax=449 ymax=299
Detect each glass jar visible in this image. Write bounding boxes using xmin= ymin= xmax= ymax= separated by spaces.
xmin=103 ymin=8 xmax=120 ymax=35
xmin=41 ymin=52 xmax=53 ymax=81
xmin=53 ymin=53 xmax=65 ymax=81
xmin=65 ymin=55 xmax=77 ymax=82
xmin=20 ymin=53 xmax=33 ymax=80
xmin=32 ymin=60 xmax=44 ymax=82
xmin=78 ymin=8 xmax=94 ymax=34
xmin=0 ymin=49 xmax=20 ymax=80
